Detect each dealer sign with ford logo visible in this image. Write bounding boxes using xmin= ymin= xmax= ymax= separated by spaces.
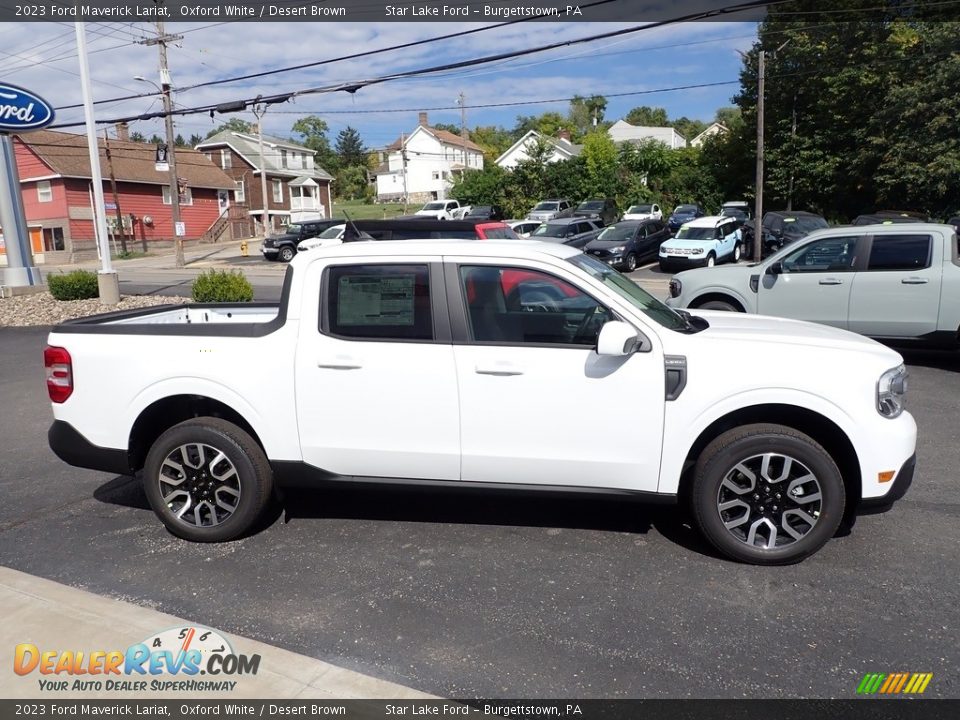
xmin=0 ymin=83 xmax=55 ymax=132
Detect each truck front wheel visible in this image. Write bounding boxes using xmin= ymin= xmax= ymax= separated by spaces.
xmin=143 ymin=418 xmax=274 ymax=542
xmin=690 ymin=423 xmax=845 ymax=565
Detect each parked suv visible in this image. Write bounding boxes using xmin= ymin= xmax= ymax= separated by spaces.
xmin=573 ymin=199 xmax=619 ymax=226
xmin=667 ymin=204 xmax=707 ymax=234
xmin=748 ymin=210 xmax=829 ymax=257
xmin=261 ymin=219 xmax=343 ymax=262
xmin=584 ymin=220 xmax=670 ymax=272
xmin=530 ymin=217 xmax=603 ymax=249
xmin=527 ymin=198 xmax=574 ymax=222
xmin=658 ymin=215 xmax=741 ymax=271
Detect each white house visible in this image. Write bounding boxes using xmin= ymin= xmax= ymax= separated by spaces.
xmin=608 ymin=120 xmax=688 ymax=149
xmin=376 ymin=113 xmax=485 ymax=203
xmin=495 ymin=130 xmax=582 ymax=169
xmin=690 ymin=122 xmax=729 ymax=147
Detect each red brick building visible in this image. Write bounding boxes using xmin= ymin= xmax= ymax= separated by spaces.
xmin=4 ymin=129 xmax=235 ymax=265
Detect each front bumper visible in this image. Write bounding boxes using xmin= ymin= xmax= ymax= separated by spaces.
xmin=261 ymin=243 xmax=279 ymax=257
xmin=659 ymin=254 xmax=708 ymax=269
xmin=860 ymin=453 xmax=916 ymax=511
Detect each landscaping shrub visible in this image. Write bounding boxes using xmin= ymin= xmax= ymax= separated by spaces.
xmin=47 ymin=270 xmax=99 ymax=301
xmin=191 ymin=270 xmax=254 ymax=303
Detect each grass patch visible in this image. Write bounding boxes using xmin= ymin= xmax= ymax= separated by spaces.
xmin=333 ymin=201 xmax=410 ymax=220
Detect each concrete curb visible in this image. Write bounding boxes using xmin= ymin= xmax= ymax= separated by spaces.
xmin=0 ymin=567 xmax=434 ymax=700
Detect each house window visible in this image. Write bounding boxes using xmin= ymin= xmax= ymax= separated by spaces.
xmin=234 ymin=180 xmax=245 ymax=203
xmin=221 ymin=149 xmax=231 ymax=169
xmin=42 ymin=227 xmax=65 ymax=251
xmin=203 ymin=152 xmax=213 ymax=162
xmin=432 ymin=171 xmax=440 ymax=180
xmin=162 ymin=185 xmax=193 ymax=206
xmin=272 ymin=179 xmax=283 ymax=203
xmin=37 ymin=181 xmax=52 ymax=203
xmin=280 ymin=149 xmax=288 ymax=168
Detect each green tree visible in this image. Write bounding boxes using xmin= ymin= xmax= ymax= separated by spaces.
xmin=672 ymin=117 xmax=708 ymax=142
xmin=431 ymin=122 xmax=461 ymax=135
xmin=148 ymin=134 xmax=164 ymax=145
xmin=205 ymin=118 xmax=253 ymax=138
xmin=569 ymin=95 xmax=609 ymax=137
xmin=714 ymin=107 xmax=742 ymax=130
xmin=129 ymin=131 xmax=146 ymax=143
xmin=469 ymin=125 xmax=515 ymax=162
xmin=334 ymin=165 xmax=369 ymax=201
xmin=335 ymin=126 xmax=367 ymax=168
xmin=291 ymin=115 xmax=337 ymax=173
xmin=188 ymin=133 xmax=204 ymax=147
xmin=174 ymin=134 xmax=186 ymax=147
xmin=512 ymin=112 xmax=568 ymax=139
xmin=624 ymin=106 xmax=669 ymax=126
xmin=580 ymin=131 xmax=618 ymax=198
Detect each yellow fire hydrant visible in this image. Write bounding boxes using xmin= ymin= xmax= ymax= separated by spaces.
xmin=240 ymin=240 xmax=248 ymax=257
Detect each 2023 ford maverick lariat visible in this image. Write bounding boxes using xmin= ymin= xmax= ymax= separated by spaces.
xmin=46 ymin=240 xmax=916 ymax=564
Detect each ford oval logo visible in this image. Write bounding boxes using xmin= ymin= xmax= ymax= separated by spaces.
xmin=0 ymin=83 xmax=55 ymax=131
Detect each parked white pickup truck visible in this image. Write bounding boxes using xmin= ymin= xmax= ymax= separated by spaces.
xmin=414 ymin=200 xmax=469 ymax=220
xmin=46 ymin=241 xmax=916 ymax=564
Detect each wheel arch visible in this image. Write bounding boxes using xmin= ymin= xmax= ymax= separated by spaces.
xmin=689 ymin=292 xmax=747 ymax=312
xmin=672 ymin=403 xmax=861 ymax=519
xmin=128 ymin=395 xmax=267 ymax=473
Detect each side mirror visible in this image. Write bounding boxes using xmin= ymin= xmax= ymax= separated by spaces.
xmin=597 ymin=321 xmax=640 ymax=356
xmin=766 ymin=261 xmax=783 ymax=276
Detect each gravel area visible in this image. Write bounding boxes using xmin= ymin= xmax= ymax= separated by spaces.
xmin=0 ymin=292 xmax=190 ymax=327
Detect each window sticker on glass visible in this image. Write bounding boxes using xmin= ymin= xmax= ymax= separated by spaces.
xmin=338 ymin=275 xmax=416 ymax=326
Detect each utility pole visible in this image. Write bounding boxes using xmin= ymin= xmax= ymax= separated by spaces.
xmin=400 ymin=132 xmax=409 ymax=214
xmin=753 ymin=49 xmax=765 ymax=263
xmin=458 ymin=92 xmax=468 ymax=170
xmin=102 ymin=129 xmax=127 ymax=254
xmin=252 ymin=102 xmax=271 ymax=236
xmin=141 ymin=9 xmax=184 ymax=267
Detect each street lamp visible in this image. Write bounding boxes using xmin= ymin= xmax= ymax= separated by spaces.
xmin=135 ymin=73 xmax=184 ymax=267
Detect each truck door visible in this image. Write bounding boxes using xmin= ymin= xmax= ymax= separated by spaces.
xmin=295 ymin=260 xmax=460 ymax=480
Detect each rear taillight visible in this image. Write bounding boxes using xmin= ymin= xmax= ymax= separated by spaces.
xmin=44 ymin=345 xmax=73 ymax=403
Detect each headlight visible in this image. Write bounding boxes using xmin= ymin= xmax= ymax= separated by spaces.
xmin=610 ymin=245 xmax=625 ymax=253
xmin=669 ymin=278 xmax=682 ymax=298
xmin=877 ymin=364 xmax=908 ymax=418
xmin=691 ymin=247 xmax=705 ymax=255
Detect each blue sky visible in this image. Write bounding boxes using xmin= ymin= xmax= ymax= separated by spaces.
xmin=0 ymin=21 xmax=757 ymax=150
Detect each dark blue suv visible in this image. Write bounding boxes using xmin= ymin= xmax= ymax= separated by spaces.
xmin=667 ymin=203 xmax=706 ymax=234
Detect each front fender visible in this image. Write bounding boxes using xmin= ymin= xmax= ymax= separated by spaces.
xmin=657 ymin=388 xmax=859 ymax=495
xmin=688 ymin=284 xmax=757 ymax=312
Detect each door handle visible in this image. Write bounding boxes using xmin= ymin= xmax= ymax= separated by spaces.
xmin=818 ymin=278 xmax=843 ymax=285
xmin=475 ymin=363 xmax=524 ymax=376
xmin=901 ymin=277 xmax=929 ymax=285
xmin=317 ymin=357 xmax=362 ymax=370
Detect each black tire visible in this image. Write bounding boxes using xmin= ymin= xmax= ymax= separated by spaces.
xmin=278 ymin=246 xmax=295 ymax=263
xmin=622 ymin=253 xmax=638 ymax=272
xmin=697 ymin=299 xmax=739 ymax=312
xmin=705 ymin=252 xmax=716 ymax=268
xmin=732 ymin=242 xmax=742 ymax=263
xmin=143 ymin=417 xmax=274 ymax=542
xmin=690 ymin=423 xmax=845 ymax=565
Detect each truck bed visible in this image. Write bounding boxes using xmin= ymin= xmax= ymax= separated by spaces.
xmin=52 ymin=302 xmax=285 ymax=336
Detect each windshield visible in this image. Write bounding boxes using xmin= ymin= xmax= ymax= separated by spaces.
xmin=533 ymin=202 xmax=559 ymax=211
xmin=532 ymin=223 xmax=565 ymax=238
xmin=578 ymin=201 xmax=604 ymax=210
xmin=627 ymin=205 xmax=652 ymax=214
xmin=783 ymin=217 xmax=828 ymax=234
xmin=284 ymin=224 xmax=302 ymax=235
xmin=720 ymin=209 xmax=746 ymax=219
xmin=468 ymin=206 xmax=492 ymax=214
xmin=597 ymin=225 xmax=636 ymax=242
xmin=675 ymin=225 xmax=716 ymax=240
xmin=674 ymin=205 xmax=698 ymax=214
xmin=569 ymin=255 xmax=687 ymax=331
xmin=422 ymin=202 xmax=446 ymax=211
xmin=319 ymin=225 xmax=345 ymax=238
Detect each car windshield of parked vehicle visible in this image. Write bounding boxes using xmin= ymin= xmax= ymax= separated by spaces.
xmin=480 ymin=227 xmax=520 ymax=239
xmin=318 ymin=225 xmax=344 ymax=239
xmin=597 ymin=225 xmax=636 ymax=242
xmin=720 ymin=209 xmax=747 ymax=220
xmin=674 ymin=225 xmax=716 ymax=240
xmin=533 ymin=202 xmax=559 ymax=211
xmin=578 ymin=201 xmax=604 ymax=211
xmin=422 ymin=202 xmax=446 ymax=211
xmin=783 ymin=217 xmax=829 ymax=234
xmin=468 ymin=206 xmax=492 ymax=215
xmin=675 ymin=205 xmax=698 ymax=214
xmin=568 ymin=254 xmax=687 ymax=331
xmin=532 ymin=223 xmax=566 ymax=239
xmin=284 ymin=224 xmax=302 ymax=235
xmin=627 ymin=205 xmax=653 ymax=214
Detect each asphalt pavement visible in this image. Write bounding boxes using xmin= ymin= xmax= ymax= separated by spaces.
xmin=1 ymin=319 xmax=958 ymax=698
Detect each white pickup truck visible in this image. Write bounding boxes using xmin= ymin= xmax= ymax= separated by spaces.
xmin=45 ymin=241 xmax=916 ymax=564
xmin=414 ymin=200 xmax=469 ymax=220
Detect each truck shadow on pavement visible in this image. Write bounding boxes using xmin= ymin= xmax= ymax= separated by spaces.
xmin=93 ymin=475 xmax=724 ymax=559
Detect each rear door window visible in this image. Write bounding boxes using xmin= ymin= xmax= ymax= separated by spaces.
xmin=867 ymin=234 xmax=932 ymax=271
xmin=324 ymin=264 xmax=433 ymax=341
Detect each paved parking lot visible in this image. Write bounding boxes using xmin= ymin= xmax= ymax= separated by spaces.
xmin=1 ymin=323 xmax=957 ymax=698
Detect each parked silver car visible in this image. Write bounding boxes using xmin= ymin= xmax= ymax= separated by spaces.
xmin=526 ymin=198 xmax=574 ymax=222
xmin=665 ymin=223 xmax=960 ymax=347
xmin=530 ymin=217 xmax=603 ymax=249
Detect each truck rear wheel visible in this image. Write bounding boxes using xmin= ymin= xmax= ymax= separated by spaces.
xmin=690 ymin=423 xmax=845 ymax=565
xmin=143 ymin=417 xmax=274 ymax=542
